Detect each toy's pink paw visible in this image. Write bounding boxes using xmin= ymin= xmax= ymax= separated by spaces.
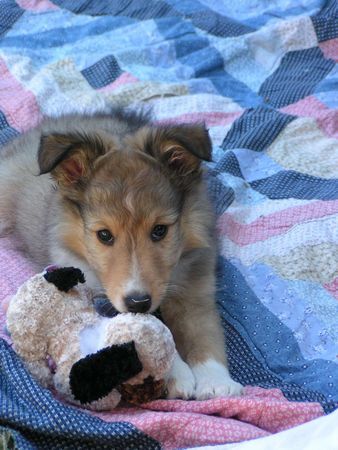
xmin=166 ymin=353 xmax=195 ymax=399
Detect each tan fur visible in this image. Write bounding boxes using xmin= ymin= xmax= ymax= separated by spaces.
xmin=0 ymin=110 xmax=239 ymax=397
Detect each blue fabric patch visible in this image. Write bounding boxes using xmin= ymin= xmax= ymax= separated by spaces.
xmin=213 ymin=151 xmax=244 ymax=178
xmin=250 ymin=170 xmax=338 ymax=200
xmin=315 ymin=65 xmax=338 ymax=96
xmin=216 ymin=257 xmax=338 ymax=413
xmin=0 ymin=0 xmax=24 ymax=37
xmin=221 ymin=107 xmax=295 ymax=151
xmin=173 ymin=34 xmax=210 ymax=59
xmin=259 ymin=47 xmax=335 ymax=108
xmin=181 ymin=46 xmax=224 ymax=78
xmin=0 ymin=111 xmax=19 ymax=147
xmin=187 ymin=10 xmax=255 ymax=37
xmin=206 ymin=175 xmax=235 ymax=215
xmin=311 ymin=0 xmax=338 ymax=41
xmin=208 ymin=69 xmax=262 ymax=108
xmin=238 ymin=261 xmax=338 ymax=363
xmin=81 ymin=55 xmax=123 ymax=89
xmin=52 ymin=0 xmax=175 ymax=19
xmin=1 ymin=16 xmax=136 ymax=50
xmin=242 ymin=0 xmax=323 ymax=28
xmin=0 ymin=340 xmax=160 ymax=449
xmin=230 ymin=148 xmax=284 ymax=182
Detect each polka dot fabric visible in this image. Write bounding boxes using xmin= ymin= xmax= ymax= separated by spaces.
xmin=0 ymin=340 xmax=160 ymax=450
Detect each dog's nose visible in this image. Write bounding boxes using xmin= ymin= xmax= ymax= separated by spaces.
xmin=124 ymin=292 xmax=152 ymax=313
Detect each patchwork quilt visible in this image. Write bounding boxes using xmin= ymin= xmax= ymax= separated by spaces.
xmin=0 ymin=0 xmax=337 ymax=449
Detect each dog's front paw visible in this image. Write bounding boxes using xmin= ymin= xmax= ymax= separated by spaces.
xmin=166 ymin=353 xmax=196 ymax=399
xmin=192 ymin=359 xmax=243 ymax=400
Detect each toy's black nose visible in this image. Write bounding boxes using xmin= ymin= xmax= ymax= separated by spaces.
xmin=124 ymin=292 xmax=152 ymax=313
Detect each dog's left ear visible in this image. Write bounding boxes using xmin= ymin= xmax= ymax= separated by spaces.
xmin=136 ymin=124 xmax=212 ymax=187
xmin=38 ymin=132 xmax=107 ymax=187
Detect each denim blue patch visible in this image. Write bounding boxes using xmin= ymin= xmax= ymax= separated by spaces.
xmin=0 ymin=0 xmax=23 ymax=37
xmin=222 ymin=107 xmax=295 ymax=151
xmin=216 ymin=257 xmax=338 ymax=413
xmin=250 ymin=170 xmax=338 ymax=200
xmin=259 ymin=47 xmax=335 ymax=108
xmin=0 ymin=111 xmax=19 ymax=146
xmin=81 ymin=55 xmax=123 ymax=89
xmin=311 ymin=0 xmax=338 ymax=41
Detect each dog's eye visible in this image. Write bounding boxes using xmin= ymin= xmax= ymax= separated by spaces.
xmin=151 ymin=224 xmax=168 ymax=242
xmin=97 ymin=229 xmax=114 ymax=245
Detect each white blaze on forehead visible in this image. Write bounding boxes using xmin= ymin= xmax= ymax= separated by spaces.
xmin=124 ymin=252 xmax=145 ymax=295
xmin=124 ymin=191 xmax=135 ymax=215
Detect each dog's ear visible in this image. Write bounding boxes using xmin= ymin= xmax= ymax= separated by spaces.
xmin=136 ymin=124 xmax=212 ymax=188
xmin=38 ymin=132 xmax=106 ymax=186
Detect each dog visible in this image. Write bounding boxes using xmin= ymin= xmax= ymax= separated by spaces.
xmin=0 ymin=108 xmax=242 ymax=400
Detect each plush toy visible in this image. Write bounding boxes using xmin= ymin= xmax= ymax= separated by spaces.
xmin=6 ymin=266 xmax=176 ymax=410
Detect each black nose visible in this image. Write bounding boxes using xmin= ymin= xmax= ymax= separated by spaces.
xmin=124 ymin=292 xmax=152 ymax=313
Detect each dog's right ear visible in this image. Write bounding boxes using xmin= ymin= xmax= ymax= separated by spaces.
xmin=38 ymin=132 xmax=107 ymax=186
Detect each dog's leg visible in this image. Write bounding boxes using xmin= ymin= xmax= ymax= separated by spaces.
xmin=161 ymin=274 xmax=243 ymax=400
xmin=0 ymin=174 xmax=14 ymax=236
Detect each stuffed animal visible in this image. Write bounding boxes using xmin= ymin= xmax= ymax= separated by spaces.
xmin=6 ymin=266 xmax=176 ymax=410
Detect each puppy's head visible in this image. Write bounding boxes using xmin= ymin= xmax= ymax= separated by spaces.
xmin=38 ymin=123 xmax=211 ymax=313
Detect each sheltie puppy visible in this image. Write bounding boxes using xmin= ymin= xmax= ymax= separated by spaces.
xmin=0 ymin=108 xmax=242 ymax=399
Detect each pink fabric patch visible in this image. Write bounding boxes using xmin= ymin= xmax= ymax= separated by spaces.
xmin=323 ymin=277 xmax=338 ymax=300
xmin=15 ymin=0 xmax=59 ymax=11
xmin=217 ymin=200 xmax=338 ymax=246
xmin=97 ymin=72 xmax=139 ymax=93
xmin=281 ymin=96 xmax=338 ymax=139
xmin=0 ymin=59 xmax=42 ymax=132
xmin=319 ymin=38 xmax=338 ymax=62
xmin=88 ymin=387 xmax=323 ymax=449
xmin=156 ymin=111 xmax=242 ymax=128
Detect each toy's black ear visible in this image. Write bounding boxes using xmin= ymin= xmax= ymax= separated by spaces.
xmin=43 ymin=267 xmax=85 ymax=292
xmin=69 ymin=341 xmax=142 ymax=404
